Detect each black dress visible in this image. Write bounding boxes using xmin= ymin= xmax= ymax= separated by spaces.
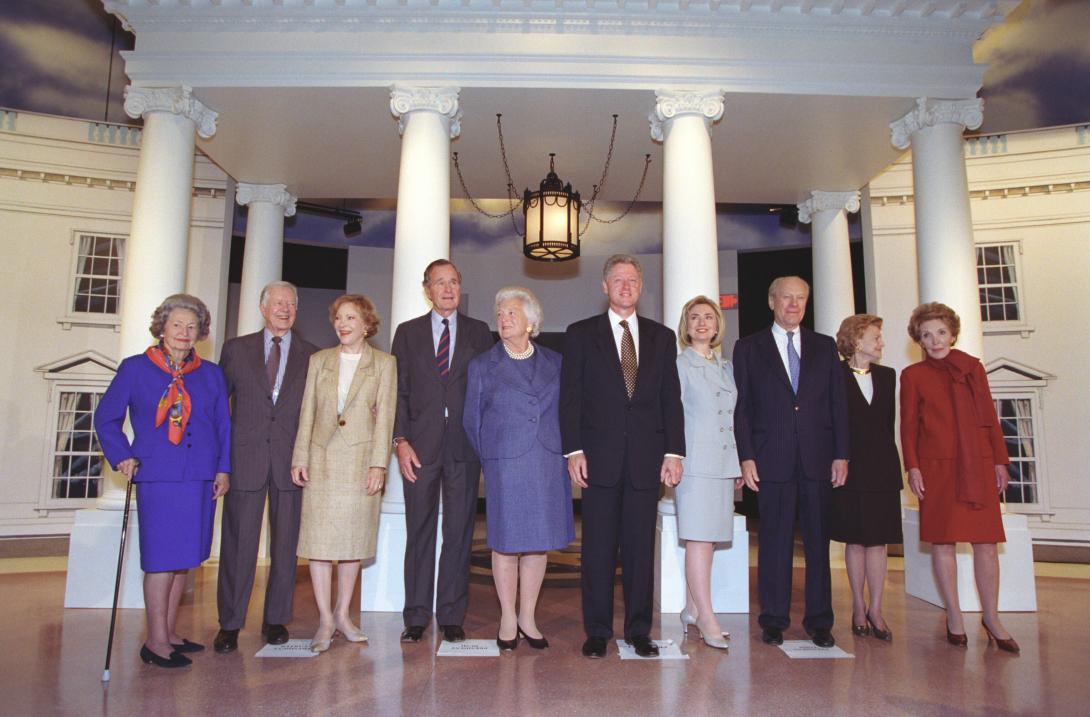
xmin=829 ymin=362 xmax=904 ymax=546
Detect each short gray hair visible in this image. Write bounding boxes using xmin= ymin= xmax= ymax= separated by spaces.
xmin=149 ymin=294 xmax=212 ymax=341
xmin=259 ymin=281 xmax=298 ymax=307
xmin=768 ymin=275 xmax=810 ymax=298
xmin=494 ymin=286 xmax=544 ymax=338
xmin=602 ymin=253 xmax=643 ymax=280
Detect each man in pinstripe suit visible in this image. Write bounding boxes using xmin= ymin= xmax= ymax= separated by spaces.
xmin=732 ymin=276 xmax=849 ymax=649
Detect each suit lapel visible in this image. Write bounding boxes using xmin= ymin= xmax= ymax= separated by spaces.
xmin=342 ymin=345 xmax=375 ymax=413
xmin=278 ymin=331 xmax=308 ymax=398
xmin=490 ymin=343 xmax=534 ymax=396
xmin=633 ymin=316 xmax=658 ymax=399
xmin=447 ymin=312 xmax=474 ymax=381
xmin=759 ymin=329 xmax=793 ymax=393
xmin=245 ymin=331 xmax=272 ymax=393
xmin=798 ymin=329 xmax=819 ymax=396
xmin=596 ymin=313 xmax=627 ymax=398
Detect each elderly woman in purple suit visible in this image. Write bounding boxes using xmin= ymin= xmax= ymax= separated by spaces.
xmin=95 ymin=294 xmax=231 ymax=669
xmin=464 ymin=286 xmax=575 ymax=652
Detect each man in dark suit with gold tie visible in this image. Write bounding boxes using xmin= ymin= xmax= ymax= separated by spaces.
xmin=560 ymin=254 xmax=685 ymax=659
xmin=732 ymin=275 xmax=849 ymax=648
xmin=214 ymin=282 xmax=318 ymax=653
xmin=391 ymin=259 xmax=494 ymax=643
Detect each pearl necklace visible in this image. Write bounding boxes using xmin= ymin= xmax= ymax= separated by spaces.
xmin=503 ymin=342 xmax=535 ymax=360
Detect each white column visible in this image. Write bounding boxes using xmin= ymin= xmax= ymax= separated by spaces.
xmin=799 ymin=190 xmax=861 ymax=337
xmin=891 ymin=98 xmax=985 ymax=357
xmin=235 ymin=183 xmax=297 ymax=336
xmin=650 ymin=89 xmax=725 ymax=338
xmin=382 ymin=85 xmax=461 ymax=514
xmin=98 ymin=85 xmax=218 ymax=509
xmin=363 ymin=86 xmax=461 ymax=612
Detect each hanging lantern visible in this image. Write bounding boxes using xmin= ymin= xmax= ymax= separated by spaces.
xmin=522 ymin=154 xmax=581 ymax=262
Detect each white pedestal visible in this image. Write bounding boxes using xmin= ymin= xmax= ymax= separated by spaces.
xmin=65 ymin=508 xmax=144 ymax=609
xmin=903 ymin=507 xmax=1037 ymax=612
xmin=360 ymin=511 xmax=443 ymax=613
xmin=655 ymin=513 xmax=749 ymax=614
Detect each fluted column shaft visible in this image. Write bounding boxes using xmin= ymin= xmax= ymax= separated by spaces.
xmin=800 ymin=191 xmax=860 ymax=336
xmin=383 ymin=85 xmax=462 ymax=513
xmin=98 ymin=86 xmax=217 ymax=509
xmin=891 ymin=98 xmax=984 ymax=357
xmin=236 ymin=183 xmax=296 ymax=336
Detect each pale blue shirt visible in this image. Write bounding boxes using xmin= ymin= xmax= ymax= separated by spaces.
xmin=263 ymin=329 xmax=293 ymax=403
xmin=770 ymin=322 xmax=801 ymax=380
xmin=430 ymin=310 xmax=458 ymax=359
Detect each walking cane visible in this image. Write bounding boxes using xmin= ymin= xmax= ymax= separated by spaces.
xmin=102 ymin=480 xmax=134 ymax=683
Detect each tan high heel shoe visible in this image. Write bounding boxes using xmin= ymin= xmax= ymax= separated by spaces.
xmin=334 ymin=619 xmax=369 ymax=644
xmin=681 ymin=608 xmax=730 ymax=640
xmin=310 ymin=624 xmax=336 ymax=653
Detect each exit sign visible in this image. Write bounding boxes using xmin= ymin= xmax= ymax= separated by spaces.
xmin=720 ymin=294 xmax=738 ymax=310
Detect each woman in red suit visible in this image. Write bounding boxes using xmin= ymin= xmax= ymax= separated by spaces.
xmin=900 ymin=302 xmax=1018 ymax=653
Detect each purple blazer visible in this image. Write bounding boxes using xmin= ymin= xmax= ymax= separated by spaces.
xmin=95 ymin=353 xmax=232 ymax=482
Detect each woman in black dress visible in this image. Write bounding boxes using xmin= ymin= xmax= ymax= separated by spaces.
xmin=830 ymin=314 xmax=903 ymax=641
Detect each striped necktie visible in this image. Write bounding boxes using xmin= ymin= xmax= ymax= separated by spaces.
xmin=436 ymin=318 xmax=451 ymax=380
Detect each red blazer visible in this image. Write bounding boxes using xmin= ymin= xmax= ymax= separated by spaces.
xmin=899 ymin=359 xmax=1008 ymax=470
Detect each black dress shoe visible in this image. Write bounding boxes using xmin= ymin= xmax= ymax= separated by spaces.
xmin=441 ymin=625 xmax=466 ymax=642
xmin=761 ymin=627 xmax=784 ymax=645
xmin=170 ymin=638 xmax=205 ymax=653
xmin=625 ymin=635 xmax=660 ymax=658
xmin=517 ymin=625 xmax=549 ymax=650
xmin=400 ymin=625 xmax=425 ymax=643
xmin=140 ymin=644 xmax=191 ymax=668
xmin=496 ymin=633 xmax=519 ymax=651
xmin=809 ymin=628 xmax=836 ymax=648
xmin=214 ymin=629 xmax=239 ymax=654
xmin=262 ymin=623 xmax=289 ymax=645
xmin=581 ymin=636 xmax=608 ymax=659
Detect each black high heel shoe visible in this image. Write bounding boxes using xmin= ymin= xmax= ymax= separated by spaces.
xmin=866 ymin=613 xmax=892 ymax=642
xmin=517 ymin=625 xmax=549 ymax=650
xmin=140 ymin=644 xmax=191 ymax=668
xmin=170 ymin=639 xmax=205 ymax=653
xmin=496 ymin=632 xmax=519 ymax=652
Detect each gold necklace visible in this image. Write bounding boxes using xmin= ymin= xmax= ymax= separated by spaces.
xmin=849 ymin=363 xmax=870 ymax=375
xmin=503 ymin=342 xmax=535 ymax=360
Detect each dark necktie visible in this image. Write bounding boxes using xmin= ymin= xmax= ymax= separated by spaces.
xmin=436 ymin=318 xmax=450 ymax=380
xmin=620 ymin=319 xmax=637 ymax=399
xmin=786 ymin=330 xmax=800 ymax=395
xmin=267 ymin=335 xmax=282 ymax=397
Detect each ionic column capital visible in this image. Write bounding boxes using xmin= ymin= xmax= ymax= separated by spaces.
xmin=649 ymin=89 xmax=725 ymax=142
xmin=236 ymin=182 xmax=297 ymax=217
xmin=123 ymin=85 xmax=218 ymax=139
xmin=797 ymin=190 xmax=860 ymax=224
xmin=389 ymin=85 xmax=462 ymax=139
xmin=890 ymin=97 xmax=983 ymax=150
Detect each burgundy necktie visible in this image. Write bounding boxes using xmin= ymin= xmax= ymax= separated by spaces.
xmin=267 ymin=336 xmax=281 ymax=395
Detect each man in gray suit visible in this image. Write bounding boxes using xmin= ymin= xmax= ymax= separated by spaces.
xmin=214 ymin=281 xmax=318 ymax=653
xmin=392 ymin=259 xmax=494 ymax=643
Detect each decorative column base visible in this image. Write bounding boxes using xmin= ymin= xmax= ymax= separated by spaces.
xmin=655 ymin=513 xmax=749 ymax=614
xmin=902 ymin=507 xmax=1037 ymax=612
xmin=65 ymin=508 xmax=144 ymax=609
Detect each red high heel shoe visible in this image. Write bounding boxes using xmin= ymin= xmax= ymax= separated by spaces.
xmin=982 ymin=622 xmax=1020 ymax=654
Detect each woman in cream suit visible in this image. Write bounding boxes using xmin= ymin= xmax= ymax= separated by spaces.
xmin=675 ymin=295 xmax=743 ymax=651
xmin=291 ymin=294 xmax=396 ymax=652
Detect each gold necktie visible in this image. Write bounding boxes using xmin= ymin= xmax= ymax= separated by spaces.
xmin=620 ymin=319 xmax=637 ymax=399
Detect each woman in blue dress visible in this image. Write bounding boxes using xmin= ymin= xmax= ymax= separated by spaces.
xmin=464 ymin=287 xmax=574 ymax=652
xmin=96 ymin=294 xmax=231 ymax=669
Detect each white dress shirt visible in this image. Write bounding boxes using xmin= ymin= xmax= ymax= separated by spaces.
xmin=337 ymin=351 xmax=362 ymax=413
xmin=607 ymin=308 xmax=640 ymax=364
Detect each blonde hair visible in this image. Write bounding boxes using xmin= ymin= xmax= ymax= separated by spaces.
xmin=677 ymin=295 xmax=724 ymax=350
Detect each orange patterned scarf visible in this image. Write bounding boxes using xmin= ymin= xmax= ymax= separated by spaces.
xmin=145 ymin=343 xmax=202 ymax=445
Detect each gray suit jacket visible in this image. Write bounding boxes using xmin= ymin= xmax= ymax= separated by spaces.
xmin=677 ymin=347 xmax=742 ymax=480
xmin=219 ymin=330 xmax=318 ymax=491
xmin=391 ymin=312 xmax=494 ymax=464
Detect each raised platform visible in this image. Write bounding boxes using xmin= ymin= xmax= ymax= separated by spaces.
xmin=64 ymin=508 xmax=144 ymax=609
xmin=655 ymin=513 xmax=749 ymax=614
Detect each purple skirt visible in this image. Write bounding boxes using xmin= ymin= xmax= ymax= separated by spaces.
xmin=135 ymin=480 xmax=216 ymax=572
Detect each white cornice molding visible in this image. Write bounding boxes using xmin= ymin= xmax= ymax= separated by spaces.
xmin=890 ymin=97 xmax=984 ymax=150
xmin=123 ymin=86 xmax=219 ymax=139
xmin=648 ymin=89 xmax=725 ymax=142
xmin=103 ymin=1 xmax=1016 ymax=38
xmin=235 ymin=182 xmax=297 ymax=217
xmin=389 ymin=86 xmax=462 ymax=138
xmin=797 ymin=190 xmax=861 ymax=224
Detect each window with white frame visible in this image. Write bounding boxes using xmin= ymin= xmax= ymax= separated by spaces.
xmin=976 ymin=243 xmax=1022 ymax=323
xmin=50 ymin=390 xmax=106 ymax=500
xmin=993 ymin=395 xmax=1039 ymax=505
xmin=71 ymin=234 xmax=124 ymax=315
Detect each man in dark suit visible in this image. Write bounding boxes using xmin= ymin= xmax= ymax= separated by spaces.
xmin=732 ymin=275 xmax=849 ymax=648
xmin=392 ymin=259 xmax=494 ymax=643
xmin=214 ymin=281 xmax=318 ymax=653
xmin=560 ymin=254 xmax=685 ymax=659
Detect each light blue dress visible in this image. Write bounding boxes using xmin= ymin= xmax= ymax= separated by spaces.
xmin=675 ymin=347 xmax=741 ymax=542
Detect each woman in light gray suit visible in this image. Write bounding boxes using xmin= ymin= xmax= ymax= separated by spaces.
xmin=675 ymin=295 xmax=742 ymax=650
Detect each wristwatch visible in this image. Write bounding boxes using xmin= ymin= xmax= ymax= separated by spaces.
xmin=392 ymin=437 xmax=406 ymax=448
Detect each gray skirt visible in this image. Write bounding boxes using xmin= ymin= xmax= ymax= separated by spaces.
xmin=675 ymin=474 xmax=736 ymax=542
